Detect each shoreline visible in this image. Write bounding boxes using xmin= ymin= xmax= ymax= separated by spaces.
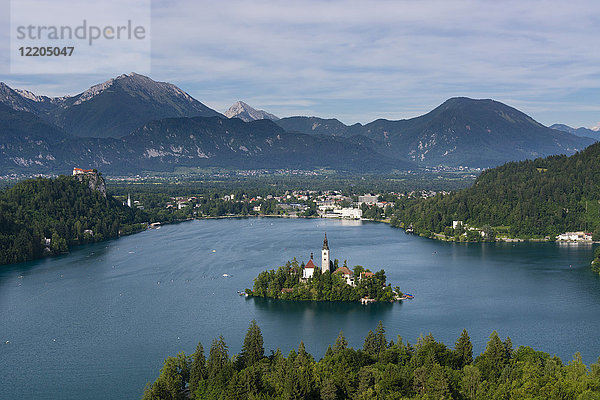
xmin=245 ymin=294 xmax=405 ymax=304
xmin=390 ymin=222 xmax=600 ymax=245
xmin=4 ymin=213 xmax=597 ymax=267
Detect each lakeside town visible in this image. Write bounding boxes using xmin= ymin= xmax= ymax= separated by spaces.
xmin=134 ymin=192 xmax=598 ymax=244
xmin=6 ymin=166 xmax=598 ymax=267
xmin=0 ymin=165 xmax=482 ymax=185
xmin=123 ymin=180 xmax=596 ymax=244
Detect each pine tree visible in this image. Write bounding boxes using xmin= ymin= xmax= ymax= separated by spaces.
xmin=239 ymin=320 xmax=264 ymax=369
xmin=454 ymin=329 xmax=473 ymax=368
xmin=227 ymin=370 xmax=250 ymax=399
xmin=324 ymin=345 xmax=333 ymax=358
xmin=208 ymin=335 xmax=229 ymax=379
xmin=425 ymin=363 xmax=450 ymax=399
xmin=477 ymin=331 xmax=507 ymax=381
xmin=283 ymin=341 xmax=316 ymax=400
xmin=142 ymin=356 xmax=186 ymax=400
xmin=297 ymin=341 xmax=308 ymax=363
xmin=174 ymin=351 xmax=190 ymax=386
xmin=485 ymin=331 xmax=506 ymax=366
xmin=374 ymin=321 xmax=387 ymax=356
xmin=189 ymin=342 xmax=206 ymax=394
xmin=320 ymin=378 xmax=337 ymax=400
xmin=504 ymin=336 xmax=513 ymax=360
xmin=333 ymin=330 xmax=348 ymax=353
xmin=363 ymin=330 xmax=377 ymax=356
xmin=461 ymin=365 xmax=481 ymax=400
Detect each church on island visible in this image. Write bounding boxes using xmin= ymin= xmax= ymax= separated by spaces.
xmin=246 ymin=233 xmax=409 ymax=303
xmin=301 ymin=233 xmax=356 ymax=286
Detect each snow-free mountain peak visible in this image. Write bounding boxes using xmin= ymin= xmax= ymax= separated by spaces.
xmin=550 ymin=123 xmax=600 ymax=140
xmin=225 ymin=101 xmax=279 ymax=122
xmin=73 ymin=72 xmax=200 ymax=106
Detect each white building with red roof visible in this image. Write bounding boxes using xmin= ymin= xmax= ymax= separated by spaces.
xmin=300 ymin=234 xmax=335 ymax=282
xmin=334 ymin=266 xmax=355 ymax=286
xmin=302 ymin=258 xmax=317 ymax=280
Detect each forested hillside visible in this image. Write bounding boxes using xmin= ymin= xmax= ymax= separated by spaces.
xmin=0 ymin=175 xmax=146 ymax=265
xmin=142 ymin=321 xmax=600 ymax=400
xmin=391 ymin=142 xmax=600 ymax=239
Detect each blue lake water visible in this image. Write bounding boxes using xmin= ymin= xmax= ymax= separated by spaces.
xmin=1 ymin=217 xmax=599 ymax=399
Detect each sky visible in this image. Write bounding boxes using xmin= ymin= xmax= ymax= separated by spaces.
xmin=1 ymin=0 xmax=599 ymax=128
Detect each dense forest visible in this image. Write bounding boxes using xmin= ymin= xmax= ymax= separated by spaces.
xmin=390 ymin=142 xmax=600 ymax=239
xmin=0 ymin=175 xmax=146 ymax=265
xmin=142 ymin=320 xmax=600 ymax=400
xmin=248 ymin=259 xmax=401 ymax=302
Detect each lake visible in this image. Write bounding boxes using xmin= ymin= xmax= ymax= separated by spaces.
xmin=1 ymin=217 xmax=599 ymax=399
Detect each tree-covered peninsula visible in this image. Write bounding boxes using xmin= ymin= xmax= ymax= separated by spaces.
xmin=247 ymin=258 xmax=403 ymax=303
xmin=142 ymin=320 xmax=600 ymax=400
xmin=389 ymin=141 xmax=600 ymax=241
xmin=0 ymin=173 xmax=146 ymax=265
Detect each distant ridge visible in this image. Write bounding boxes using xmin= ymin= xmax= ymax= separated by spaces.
xmin=277 ymin=98 xmax=594 ymax=167
xmin=0 ymin=109 xmax=414 ymax=174
xmin=550 ymin=123 xmax=599 ymax=140
xmin=275 ymin=116 xmax=358 ymax=137
xmin=0 ymin=73 xmax=595 ymax=172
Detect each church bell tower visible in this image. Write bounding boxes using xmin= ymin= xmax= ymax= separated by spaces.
xmin=321 ymin=233 xmax=330 ymax=272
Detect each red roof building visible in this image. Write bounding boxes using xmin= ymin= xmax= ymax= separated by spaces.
xmin=334 ymin=266 xmax=355 ymax=286
xmin=73 ymin=167 xmax=95 ymax=175
xmin=360 ymin=271 xmax=374 ymax=280
xmin=303 ymin=258 xmax=316 ymax=280
xmin=334 ymin=266 xmax=353 ymax=276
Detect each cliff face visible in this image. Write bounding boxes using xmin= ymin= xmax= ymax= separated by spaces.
xmin=73 ymin=171 xmax=106 ymax=198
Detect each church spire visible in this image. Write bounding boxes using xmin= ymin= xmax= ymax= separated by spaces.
xmin=321 ymin=233 xmax=330 ymax=272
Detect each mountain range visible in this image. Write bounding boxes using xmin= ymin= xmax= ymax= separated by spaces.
xmin=549 ymin=124 xmax=600 ymax=140
xmin=0 ymin=73 xmax=222 ymax=139
xmin=0 ymin=73 xmax=595 ymax=174
xmin=276 ymin=98 xmax=595 ymax=167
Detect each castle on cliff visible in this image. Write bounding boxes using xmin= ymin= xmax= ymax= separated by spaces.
xmin=72 ymin=168 xmax=106 ymax=198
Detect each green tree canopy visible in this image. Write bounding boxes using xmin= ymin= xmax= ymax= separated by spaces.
xmin=238 ymin=320 xmax=264 ymax=369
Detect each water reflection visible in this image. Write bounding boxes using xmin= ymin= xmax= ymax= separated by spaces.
xmin=339 ymin=219 xmax=363 ymax=226
xmin=250 ymin=296 xmax=396 ymax=316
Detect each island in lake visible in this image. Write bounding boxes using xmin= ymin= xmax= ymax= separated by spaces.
xmin=246 ymin=234 xmax=410 ymax=303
